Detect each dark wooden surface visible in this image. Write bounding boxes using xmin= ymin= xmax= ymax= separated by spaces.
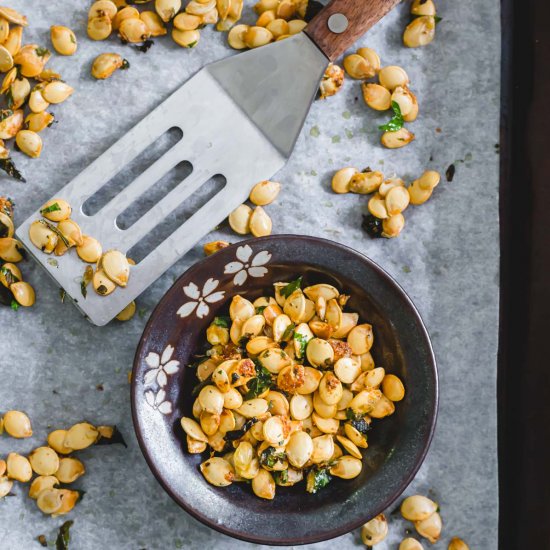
xmin=499 ymin=0 xmax=550 ymax=548
xmin=305 ymin=0 xmax=400 ymax=60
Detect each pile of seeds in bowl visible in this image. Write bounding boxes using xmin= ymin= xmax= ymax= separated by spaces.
xmin=403 ymin=0 xmax=440 ymax=49
xmin=0 ymin=196 xmax=35 ymax=308
xmin=332 ymin=167 xmax=441 ymax=239
xmin=27 ymin=196 xmax=136 ymax=319
xmin=180 ymin=278 xmax=405 ymax=499
xmin=0 ymin=5 xmax=75 ymax=180
xmin=0 ymin=409 xmax=124 ymax=516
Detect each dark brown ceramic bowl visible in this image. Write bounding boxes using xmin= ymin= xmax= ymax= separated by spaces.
xmin=131 ymin=235 xmax=438 ymax=545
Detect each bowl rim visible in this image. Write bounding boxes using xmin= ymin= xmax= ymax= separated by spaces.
xmin=131 ymin=234 xmax=439 ymax=545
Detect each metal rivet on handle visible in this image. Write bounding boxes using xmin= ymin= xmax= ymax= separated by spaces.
xmin=328 ymin=13 xmax=349 ymax=34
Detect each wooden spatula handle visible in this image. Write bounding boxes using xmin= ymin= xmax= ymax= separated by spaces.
xmin=305 ymin=0 xmax=401 ymax=61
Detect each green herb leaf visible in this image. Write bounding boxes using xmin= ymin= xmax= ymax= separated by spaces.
xmin=55 ymin=520 xmax=73 ymax=550
xmin=36 ymin=47 xmax=50 ymax=57
xmin=0 ymin=158 xmax=25 ymax=182
xmin=260 ymin=446 xmax=287 ymax=468
xmin=306 ymin=467 xmax=332 ymax=494
xmin=0 ymin=109 xmax=13 ymax=122
xmin=10 ymin=299 xmax=19 ymax=311
xmin=280 ymin=276 xmax=303 ymax=298
xmin=40 ymin=219 xmax=70 ymax=248
xmin=212 ymin=316 xmax=230 ymax=328
xmin=255 ymin=305 xmax=267 ymax=315
xmin=434 ymin=15 xmax=442 ymax=23
xmin=345 ymin=408 xmax=371 ymax=434
xmin=40 ymin=202 xmax=61 ymax=215
xmin=281 ymin=322 xmax=296 ymax=342
xmin=274 ymin=469 xmax=289 ymax=484
xmin=245 ymin=361 xmax=273 ymax=399
xmin=224 ymin=417 xmax=258 ymax=442
xmin=59 ymin=288 xmax=66 ymax=303
xmin=80 ymin=265 xmax=93 ymax=299
xmin=379 ymin=101 xmax=404 ymax=132
xmin=294 ymin=332 xmax=309 ymax=358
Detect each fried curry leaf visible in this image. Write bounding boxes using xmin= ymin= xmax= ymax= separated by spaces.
xmin=0 ymin=158 xmax=26 ymax=182
xmin=281 ymin=322 xmax=296 ymax=342
xmin=280 ymin=276 xmax=303 ymax=298
xmin=40 ymin=202 xmax=61 ymax=215
xmin=245 ymin=361 xmax=272 ymax=399
xmin=0 ymin=284 xmax=13 ymax=307
xmin=212 ymin=316 xmax=230 ymax=328
xmin=345 ymin=408 xmax=371 ymax=434
xmin=10 ymin=299 xmax=19 ymax=311
xmin=260 ymin=446 xmax=287 ymax=468
xmin=0 ymin=266 xmax=20 ymax=286
xmin=255 ymin=305 xmax=267 ymax=315
xmin=379 ymin=101 xmax=404 ymax=132
xmin=224 ymin=417 xmax=259 ymax=442
xmin=55 ymin=520 xmax=73 ymax=550
xmin=95 ymin=425 xmax=128 ymax=447
xmin=294 ymin=332 xmax=309 ymax=358
xmin=306 ymin=466 xmax=332 ymax=494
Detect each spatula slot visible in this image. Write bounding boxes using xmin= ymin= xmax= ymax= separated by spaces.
xmin=81 ymin=127 xmax=183 ymax=217
xmin=126 ymin=174 xmax=226 ymax=263
xmin=115 ymin=160 xmax=193 ymax=230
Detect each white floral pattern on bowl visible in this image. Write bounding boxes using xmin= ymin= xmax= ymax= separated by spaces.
xmin=144 ymin=344 xmax=180 ymax=388
xmin=177 ymin=278 xmax=225 ymax=319
xmin=143 ymin=344 xmax=180 ymax=415
xmin=224 ymin=244 xmax=271 ymax=286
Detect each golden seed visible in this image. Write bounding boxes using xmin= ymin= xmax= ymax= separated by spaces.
xmin=0 ymin=108 xmax=23 ymax=139
xmin=381 ymin=214 xmax=405 ymax=239
xmin=89 ymin=0 xmax=118 ymax=20
xmin=414 ymin=511 xmax=442 ymax=543
xmin=3 ymin=410 xmax=32 ymax=438
xmin=55 ymin=457 xmax=85 ymax=483
xmin=0 ymin=211 xmax=14 ymax=238
xmin=186 ymin=0 xmax=216 ymax=16
xmin=331 ymin=167 xmax=357 ymax=194
xmin=172 ymin=28 xmax=200 ymax=48
xmin=448 ymin=537 xmax=469 ymax=550
xmin=25 ymin=111 xmax=55 ymax=133
xmin=76 ymin=236 xmax=102 ymax=263
xmin=119 ymin=18 xmax=151 ymax=43
xmin=64 ymin=422 xmax=99 ymax=450
xmin=256 ymin=9 xmax=276 ymax=27
xmin=29 ymin=220 xmax=58 ymax=253
xmin=57 ymin=219 xmax=83 ymax=247
xmin=356 ymin=47 xmax=381 ymax=72
xmin=0 ymin=237 xmax=24 ymax=262
xmin=249 ymin=180 xmax=281 ymax=206
xmin=93 ymin=269 xmax=116 ymax=296
xmin=288 ymin=19 xmax=307 ymax=34
xmin=87 ymin=15 xmax=113 ymax=40
xmin=254 ymin=0 xmax=278 ymax=14
xmin=404 ymin=16 xmax=436 ymax=48
xmin=16 ymin=130 xmax=42 ymax=158
xmin=40 ymin=199 xmax=71 ymax=222
xmin=29 ymin=475 xmax=59 ymax=499
xmin=391 ymin=86 xmax=415 ymax=116
xmin=319 ymin=64 xmax=344 ymax=99
xmin=343 ymin=53 xmax=376 ymax=79
xmin=41 ymin=81 xmax=74 ymax=104
xmin=362 ymin=82 xmax=391 ymax=111
xmin=228 ymin=203 xmax=252 ymax=234
xmin=0 ymin=17 xmax=8 ymax=43
xmin=368 ymin=193 xmax=388 ymax=219
xmin=244 ymin=26 xmax=273 ymax=48
xmin=399 ymin=538 xmax=425 ymax=550
xmin=116 ymin=300 xmax=136 ymax=321
xmin=381 ymin=127 xmax=415 ymax=149
xmin=378 ymin=65 xmax=409 ymax=91
xmin=349 ymin=170 xmax=384 ymax=194
xmin=101 ymin=249 xmax=130 ymax=287
xmin=361 ymin=514 xmax=388 ymax=546
xmin=92 ymin=53 xmax=129 ymax=80
xmin=249 ymin=206 xmax=272 ymax=237
xmin=36 ymin=488 xmax=63 ymax=514
xmin=29 ymin=85 xmax=50 ymax=113
xmin=203 ymin=240 xmax=230 ymax=255
xmin=385 ymin=185 xmax=410 ymax=215
xmin=0 ymin=45 xmax=13 ymax=72
xmin=0 ymin=66 xmax=16 ymax=94
xmin=50 ymin=26 xmax=77 ymax=56
xmin=113 ymin=6 xmax=140 ymax=30
xmin=140 ymin=11 xmax=167 ymax=36
xmin=47 ymin=430 xmax=73 ymax=455
xmin=382 ymin=373 xmax=405 ymax=400
xmin=401 ymin=495 xmax=438 ymax=521
xmin=29 ymin=447 xmax=60 ymax=476
xmin=0 ymin=7 xmax=27 ymax=27
xmin=408 ymin=181 xmax=432 ymax=205
xmin=155 ymin=0 xmax=182 ymax=22
xmin=6 ymin=452 xmax=32 ymax=482
xmin=4 ymin=26 xmax=22 ymax=56
xmin=173 ymin=12 xmax=202 ymax=31
xmin=11 ymin=281 xmax=36 ymax=306
xmin=9 ymin=77 xmax=30 ymax=109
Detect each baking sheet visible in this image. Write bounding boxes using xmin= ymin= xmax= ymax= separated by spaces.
xmin=0 ymin=0 xmax=500 ymax=547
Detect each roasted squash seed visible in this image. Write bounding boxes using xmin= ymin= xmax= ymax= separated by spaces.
xmin=2 ymin=410 xmax=32 ymax=438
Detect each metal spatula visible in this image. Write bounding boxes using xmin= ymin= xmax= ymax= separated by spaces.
xmin=16 ymin=0 xmax=399 ymax=326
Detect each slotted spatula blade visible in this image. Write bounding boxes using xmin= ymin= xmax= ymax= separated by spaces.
xmin=16 ymin=0 xmax=399 ymax=326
